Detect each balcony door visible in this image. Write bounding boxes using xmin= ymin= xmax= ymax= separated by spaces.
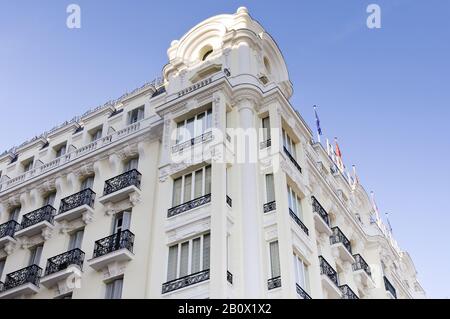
xmin=68 ymin=229 xmax=84 ymax=250
xmin=124 ymin=157 xmax=139 ymax=172
xmin=81 ymin=176 xmax=94 ymax=191
xmin=28 ymin=245 xmax=43 ymax=266
xmin=112 ymin=211 xmax=131 ymax=234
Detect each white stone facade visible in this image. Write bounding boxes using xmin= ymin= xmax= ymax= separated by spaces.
xmin=0 ymin=7 xmax=425 ymax=299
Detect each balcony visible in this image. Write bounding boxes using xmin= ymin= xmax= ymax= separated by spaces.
xmin=319 ymin=256 xmax=342 ymax=299
xmin=167 ymin=194 xmax=211 ymax=218
xmin=283 ymin=146 xmax=302 ymax=174
xmin=14 ymin=205 xmax=55 ymax=239
xmin=88 ymin=230 xmax=135 ymax=271
xmin=352 ymin=254 xmax=373 ymax=287
xmin=296 ymin=283 xmax=312 ymax=299
xmin=263 ymin=201 xmax=276 ymax=213
xmin=384 ymin=276 xmax=397 ymax=299
xmin=172 ymin=131 xmax=213 ymax=153
xmin=289 ymin=208 xmax=309 ymax=236
xmin=339 ymin=284 xmax=359 ymax=299
xmin=267 ymin=276 xmax=281 ymax=290
xmin=227 ymin=271 xmax=233 ymax=284
xmin=330 ymin=227 xmax=355 ymax=263
xmin=260 ymin=139 xmax=271 ymax=149
xmin=99 ymin=169 xmax=141 ymax=205
xmin=311 ymin=196 xmax=332 ymax=235
xmin=0 ymin=220 xmax=19 ymax=248
xmin=162 ymin=269 xmax=210 ymax=294
xmin=0 ymin=265 xmax=42 ymax=299
xmin=55 ymin=188 xmax=95 ymax=224
xmin=41 ymin=248 xmax=85 ymax=288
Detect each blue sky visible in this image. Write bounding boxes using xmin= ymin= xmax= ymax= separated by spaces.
xmin=0 ymin=1 xmax=449 ymax=298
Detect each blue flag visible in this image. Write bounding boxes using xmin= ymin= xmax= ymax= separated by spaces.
xmin=314 ymin=106 xmax=322 ymax=136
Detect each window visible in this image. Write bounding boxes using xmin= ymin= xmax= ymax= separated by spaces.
xmin=172 ymin=165 xmax=211 ymax=206
xmin=287 ymin=186 xmax=303 ymax=219
xmin=91 ymin=127 xmax=103 ymax=142
xmin=167 ymin=233 xmax=210 ymax=281
xmin=29 ymin=245 xmax=43 ymax=266
xmin=81 ymin=175 xmax=94 ymax=190
xmin=0 ymin=258 xmax=5 ymax=279
xmin=269 ymin=241 xmax=281 ymax=278
xmin=293 ymin=254 xmax=308 ymax=290
xmin=23 ymin=158 xmax=34 ymax=172
xmin=124 ymin=157 xmax=139 ymax=172
xmin=265 ymin=174 xmax=275 ymax=203
xmin=44 ymin=192 xmax=56 ymax=207
xmin=129 ymin=106 xmax=144 ymax=124
xmin=68 ymin=229 xmax=84 ymax=250
xmin=9 ymin=206 xmax=20 ymax=221
xmin=262 ymin=116 xmax=271 ymax=142
xmin=175 ymin=109 xmax=212 ymax=144
xmin=112 ymin=211 xmax=131 ymax=234
xmin=282 ymin=129 xmax=296 ymax=158
xmin=105 ymin=278 xmax=123 ymax=299
xmin=55 ymin=143 xmax=67 ymax=158
xmin=200 ymin=45 xmax=213 ymax=61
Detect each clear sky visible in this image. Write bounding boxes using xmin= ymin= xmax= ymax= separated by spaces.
xmin=0 ymin=0 xmax=449 ymax=298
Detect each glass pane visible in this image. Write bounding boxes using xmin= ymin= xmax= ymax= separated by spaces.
xmin=205 ymin=166 xmax=211 ymax=195
xmin=206 ymin=109 xmax=212 ymax=130
xmin=183 ymin=174 xmax=192 ymax=203
xmin=112 ymin=279 xmax=123 ymax=299
xmin=202 ymin=234 xmax=210 ymax=270
xmin=191 ymin=238 xmax=201 ymax=273
xmin=265 ymin=174 xmax=275 ymax=202
xmin=194 ymin=169 xmax=203 ymax=198
xmin=262 ymin=117 xmax=271 ymax=140
xmin=186 ymin=118 xmax=195 ymax=140
xmin=172 ymin=178 xmax=182 ymax=206
xmin=122 ymin=211 xmax=131 ymax=230
xmin=287 ymin=186 xmax=293 ymax=210
xmin=179 ymin=242 xmax=189 ymax=277
xmin=176 ymin=122 xmax=184 ymax=144
xmin=105 ymin=282 xmax=113 ymax=299
xmin=167 ymin=245 xmax=178 ymax=281
xmin=113 ymin=213 xmax=123 ymax=233
xmin=196 ymin=113 xmax=204 ymax=137
xmin=296 ymin=196 xmax=303 ymax=219
xmin=269 ymin=241 xmax=280 ymax=278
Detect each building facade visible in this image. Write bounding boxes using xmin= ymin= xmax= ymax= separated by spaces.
xmin=0 ymin=7 xmax=425 ymax=299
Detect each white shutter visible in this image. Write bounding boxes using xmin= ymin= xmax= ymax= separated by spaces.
xmin=167 ymin=245 xmax=178 ymax=281
xmin=191 ymin=238 xmax=201 ymax=273
xmin=202 ymin=234 xmax=210 ymax=270
xmin=179 ymin=242 xmax=189 ymax=277
xmin=269 ymin=241 xmax=280 ymax=278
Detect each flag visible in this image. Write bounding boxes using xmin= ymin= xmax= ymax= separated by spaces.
xmin=313 ymin=105 xmax=322 ymax=136
xmin=370 ymin=191 xmax=381 ymax=224
xmin=334 ymin=137 xmax=344 ymax=171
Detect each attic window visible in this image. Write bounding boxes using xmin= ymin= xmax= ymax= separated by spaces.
xmin=200 ymin=45 xmax=213 ymax=61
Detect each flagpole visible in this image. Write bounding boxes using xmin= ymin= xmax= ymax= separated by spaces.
xmin=313 ymin=105 xmax=321 ymax=144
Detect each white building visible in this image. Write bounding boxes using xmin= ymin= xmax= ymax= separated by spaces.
xmin=0 ymin=7 xmax=425 ymax=299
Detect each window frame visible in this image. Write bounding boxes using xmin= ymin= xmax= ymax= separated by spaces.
xmin=171 ymin=165 xmax=211 ymax=206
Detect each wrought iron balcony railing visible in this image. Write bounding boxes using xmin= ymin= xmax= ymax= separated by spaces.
xmin=283 ymin=146 xmax=302 ymax=174
xmin=103 ymin=169 xmax=141 ymax=196
xmin=267 ymin=276 xmax=281 ymax=290
xmin=296 ymin=283 xmax=312 ymax=299
xmin=44 ymin=248 xmax=85 ymax=276
xmin=20 ymin=205 xmax=56 ymax=230
xmin=260 ymin=139 xmax=271 ymax=149
xmin=263 ymin=201 xmax=276 ymax=213
xmin=340 ymin=284 xmax=359 ymax=299
xmin=384 ymin=276 xmax=397 ymax=299
xmin=319 ymin=256 xmax=339 ymax=287
xmin=352 ymin=254 xmax=371 ymax=277
xmin=226 ymin=195 xmax=232 ymax=207
xmin=330 ymin=226 xmax=352 ymax=254
xmin=59 ymin=188 xmax=96 ymax=215
xmin=227 ymin=271 xmax=233 ymax=284
xmin=167 ymin=194 xmax=211 ymax=218
xmin=162 ymin=269 xmax=210 ymax=294
xmin=2 ymin=264 xmax=42 ymax=291
xmin=289 ymin=208 xmax=309 ymax=236
xmin=93 ymin=230 xmax=135 ymax=259
xmin=172 ymin=131 xmax=213 ymax=153
xmin=0 ymin=281 xmax=3 ymax=292
xmin=0 ymin=220 xmax=20 ymax=239
xmin=311 ymin=196 xmax=330 ymax=226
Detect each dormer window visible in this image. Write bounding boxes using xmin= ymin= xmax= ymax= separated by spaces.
xmin=23 ymin=157 xmax=34 ymax=172
xmin=55 ymin=143 xmax=67 ymax=158
xmin=128 ymin=106 xmax=144 ymax=124
xmin=199 ymin=45 xmax=213 ymax=62
xmin=90 ymin=126 xmax=103 ymax=142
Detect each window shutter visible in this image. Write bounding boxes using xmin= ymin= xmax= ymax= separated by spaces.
xmin=179 ymin=242 xmax=189 ymax=277
xmin=269 ymin=241 xmax=281 ymax=278
xmin=265 ymin=174 xmax=275 ymax=203
xmin=167 ymin=245 xmax=178 ymax=281
xmin=172 ymin=178 xmax=182 ymax=206
xmin=191 ymin=238 xmax=201 ymax=273
xmin=202 ymin=234 xmax=210 ymax=270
